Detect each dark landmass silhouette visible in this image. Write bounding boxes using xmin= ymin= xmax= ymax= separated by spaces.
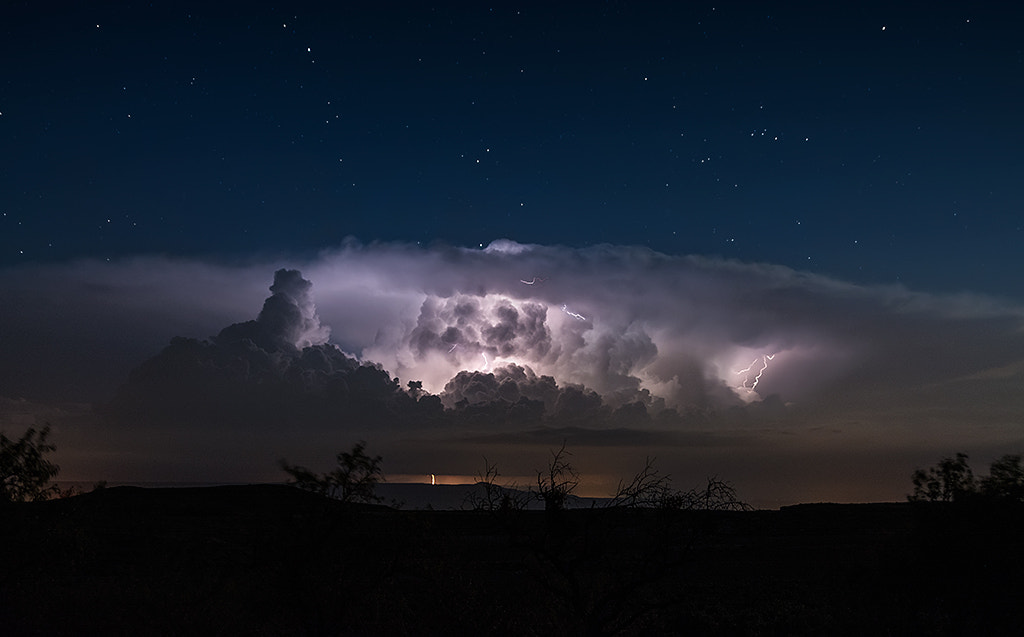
xmin=2 ymin=485 xmax=1023 ymax=636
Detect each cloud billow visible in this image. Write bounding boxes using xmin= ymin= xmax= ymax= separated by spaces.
xmin=3 ymin=240 xmax=1024 ymax=484
xmin=101 ymin=262 xmax=705 ymax=436
xmin=5 ymin=240 xmax=1024 ymax=503
xmin=104 ymin=270 xmax=439 ymax=432
xmin=215 ymin=268 xmax=330 ymax=353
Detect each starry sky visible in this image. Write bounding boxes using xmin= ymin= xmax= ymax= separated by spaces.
xmin=2 ymin=2 xmax=1023 ymax=506
xmin=3 ymin=1 xmax=1022 ymax=296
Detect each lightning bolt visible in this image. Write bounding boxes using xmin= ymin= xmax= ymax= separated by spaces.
xmin=736 ymin=354 xmax=776 ymax=392
xmin=751 ymin=354 xmax=775 ymax=390
xmin=561 ymin=304 xmax=586 ymax=321
xmin=520 ymin=276 xmax=545 ymax=285
xmin=481 ymin=352 xmax=489 ymax=369
xmin=736 ymin=359 xmax=758 ymax=378
xmin=447 ymin=343 xmax=458 ymax=353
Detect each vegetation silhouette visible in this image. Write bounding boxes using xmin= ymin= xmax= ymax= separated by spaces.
xmin=535 ymin=441 xmax=580 ymax=513
xmin=464 ymin=456 xmax=530 ymax=513
xmin=909 ymin=452 xmax=976 ymax=503
xmin=900 ymin=451 xmax=1024 ymax=634
xmin=1 ymin=425 xmax=61 ymax=504
xmin=609 ymin=456 xmax=752 ymax=512
xmin=5 ymin=441 xmax=1024 ymax=634
xmin=461 ymin=443 xmax=754 ymax=635
xmin=280 ymin=440 xmax=384 ymax=504
xmin=909 ymin=452 xmax=1024 ymax=504
xmin=981 ymin=454 xmax=1024 ymax=502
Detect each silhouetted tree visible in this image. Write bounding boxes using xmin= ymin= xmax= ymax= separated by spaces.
xmin=1 ymin=425 xmax=61 ymax=504
xmin=909 ymin=452 xmax=977 ymax=502
xmin=674 ymin=476 xmax=753 ymax=511
xmin=281 ymin=441 xmax=384 ymax=504
xmin=980 ymin=454 xmax=1024 ymax=503
xmin=518 ymin=448 xmax=754 ymax=635
xmin=535 ymin=441 xmax=579 ymax=512
xmin=465 ymin=457 xmax=528 ymax=512
xmin=609 ymin=458 xmax=752 ymax=511
xmin=609 ymin=456 xmax=675 ymax=508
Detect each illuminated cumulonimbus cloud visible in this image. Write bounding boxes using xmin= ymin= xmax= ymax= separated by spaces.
xmin=9 ymin=238 xmax=1024 ymax=496
xmin=3 ymin=238 xmax=1024 ymax=426
xmin=215 ymin=268 xmax=331 ymax=352
xmin=303 ymin=239 xmax=1024 ymax=418
xmin=304 ymin=240 xmax=858 ymax=411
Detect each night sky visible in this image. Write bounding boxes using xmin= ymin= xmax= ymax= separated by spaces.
xmin=2 ymin=2 xmax=1023 ymax=507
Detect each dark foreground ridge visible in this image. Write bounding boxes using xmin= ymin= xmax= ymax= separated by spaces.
xmin=2 ymin=485 xmax=1022 ymax=636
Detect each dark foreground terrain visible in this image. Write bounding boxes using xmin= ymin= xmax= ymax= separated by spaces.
xmin=2 ymin=485 xmax=1022 ymax=636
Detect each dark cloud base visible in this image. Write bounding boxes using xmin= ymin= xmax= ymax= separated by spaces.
xmin=104 ymin=269 xmax=739 ymax=436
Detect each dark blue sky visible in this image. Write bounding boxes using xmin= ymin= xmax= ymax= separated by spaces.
xmin=2 ymin=1 xmax=1022 ymax=297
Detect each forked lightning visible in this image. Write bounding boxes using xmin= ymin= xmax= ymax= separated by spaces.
xmin=736 ymin=354 xmax=775 ymax=392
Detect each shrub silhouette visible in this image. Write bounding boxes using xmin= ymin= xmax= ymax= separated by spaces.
xmin=610 ymin=457 xmax=752 ymax=511
xmin=909 ymin=452 xmax=1024 ymax=504
xmin=1 ymin=424 xmax=61 ymax=504
xmin=280 ymin=441 xmax=384 ymax=503
xmin=908 ymin=452 xmax=976 ymax=502
xmin=464 ymin=457 xmax=529 ymax=512
xmin=535 ymin=441 xmax=579 ymax=512
xmin=609 ymin=456 xmax=675 ymax=508
xmin=507 ymin=445 xmax=753 ymax=635
xmin=980 ymin=454 xmax=1024 ymax=502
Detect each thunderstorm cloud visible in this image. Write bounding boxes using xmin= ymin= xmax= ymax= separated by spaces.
xmin=2 ymin=240 xmax=1023 ymax=505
